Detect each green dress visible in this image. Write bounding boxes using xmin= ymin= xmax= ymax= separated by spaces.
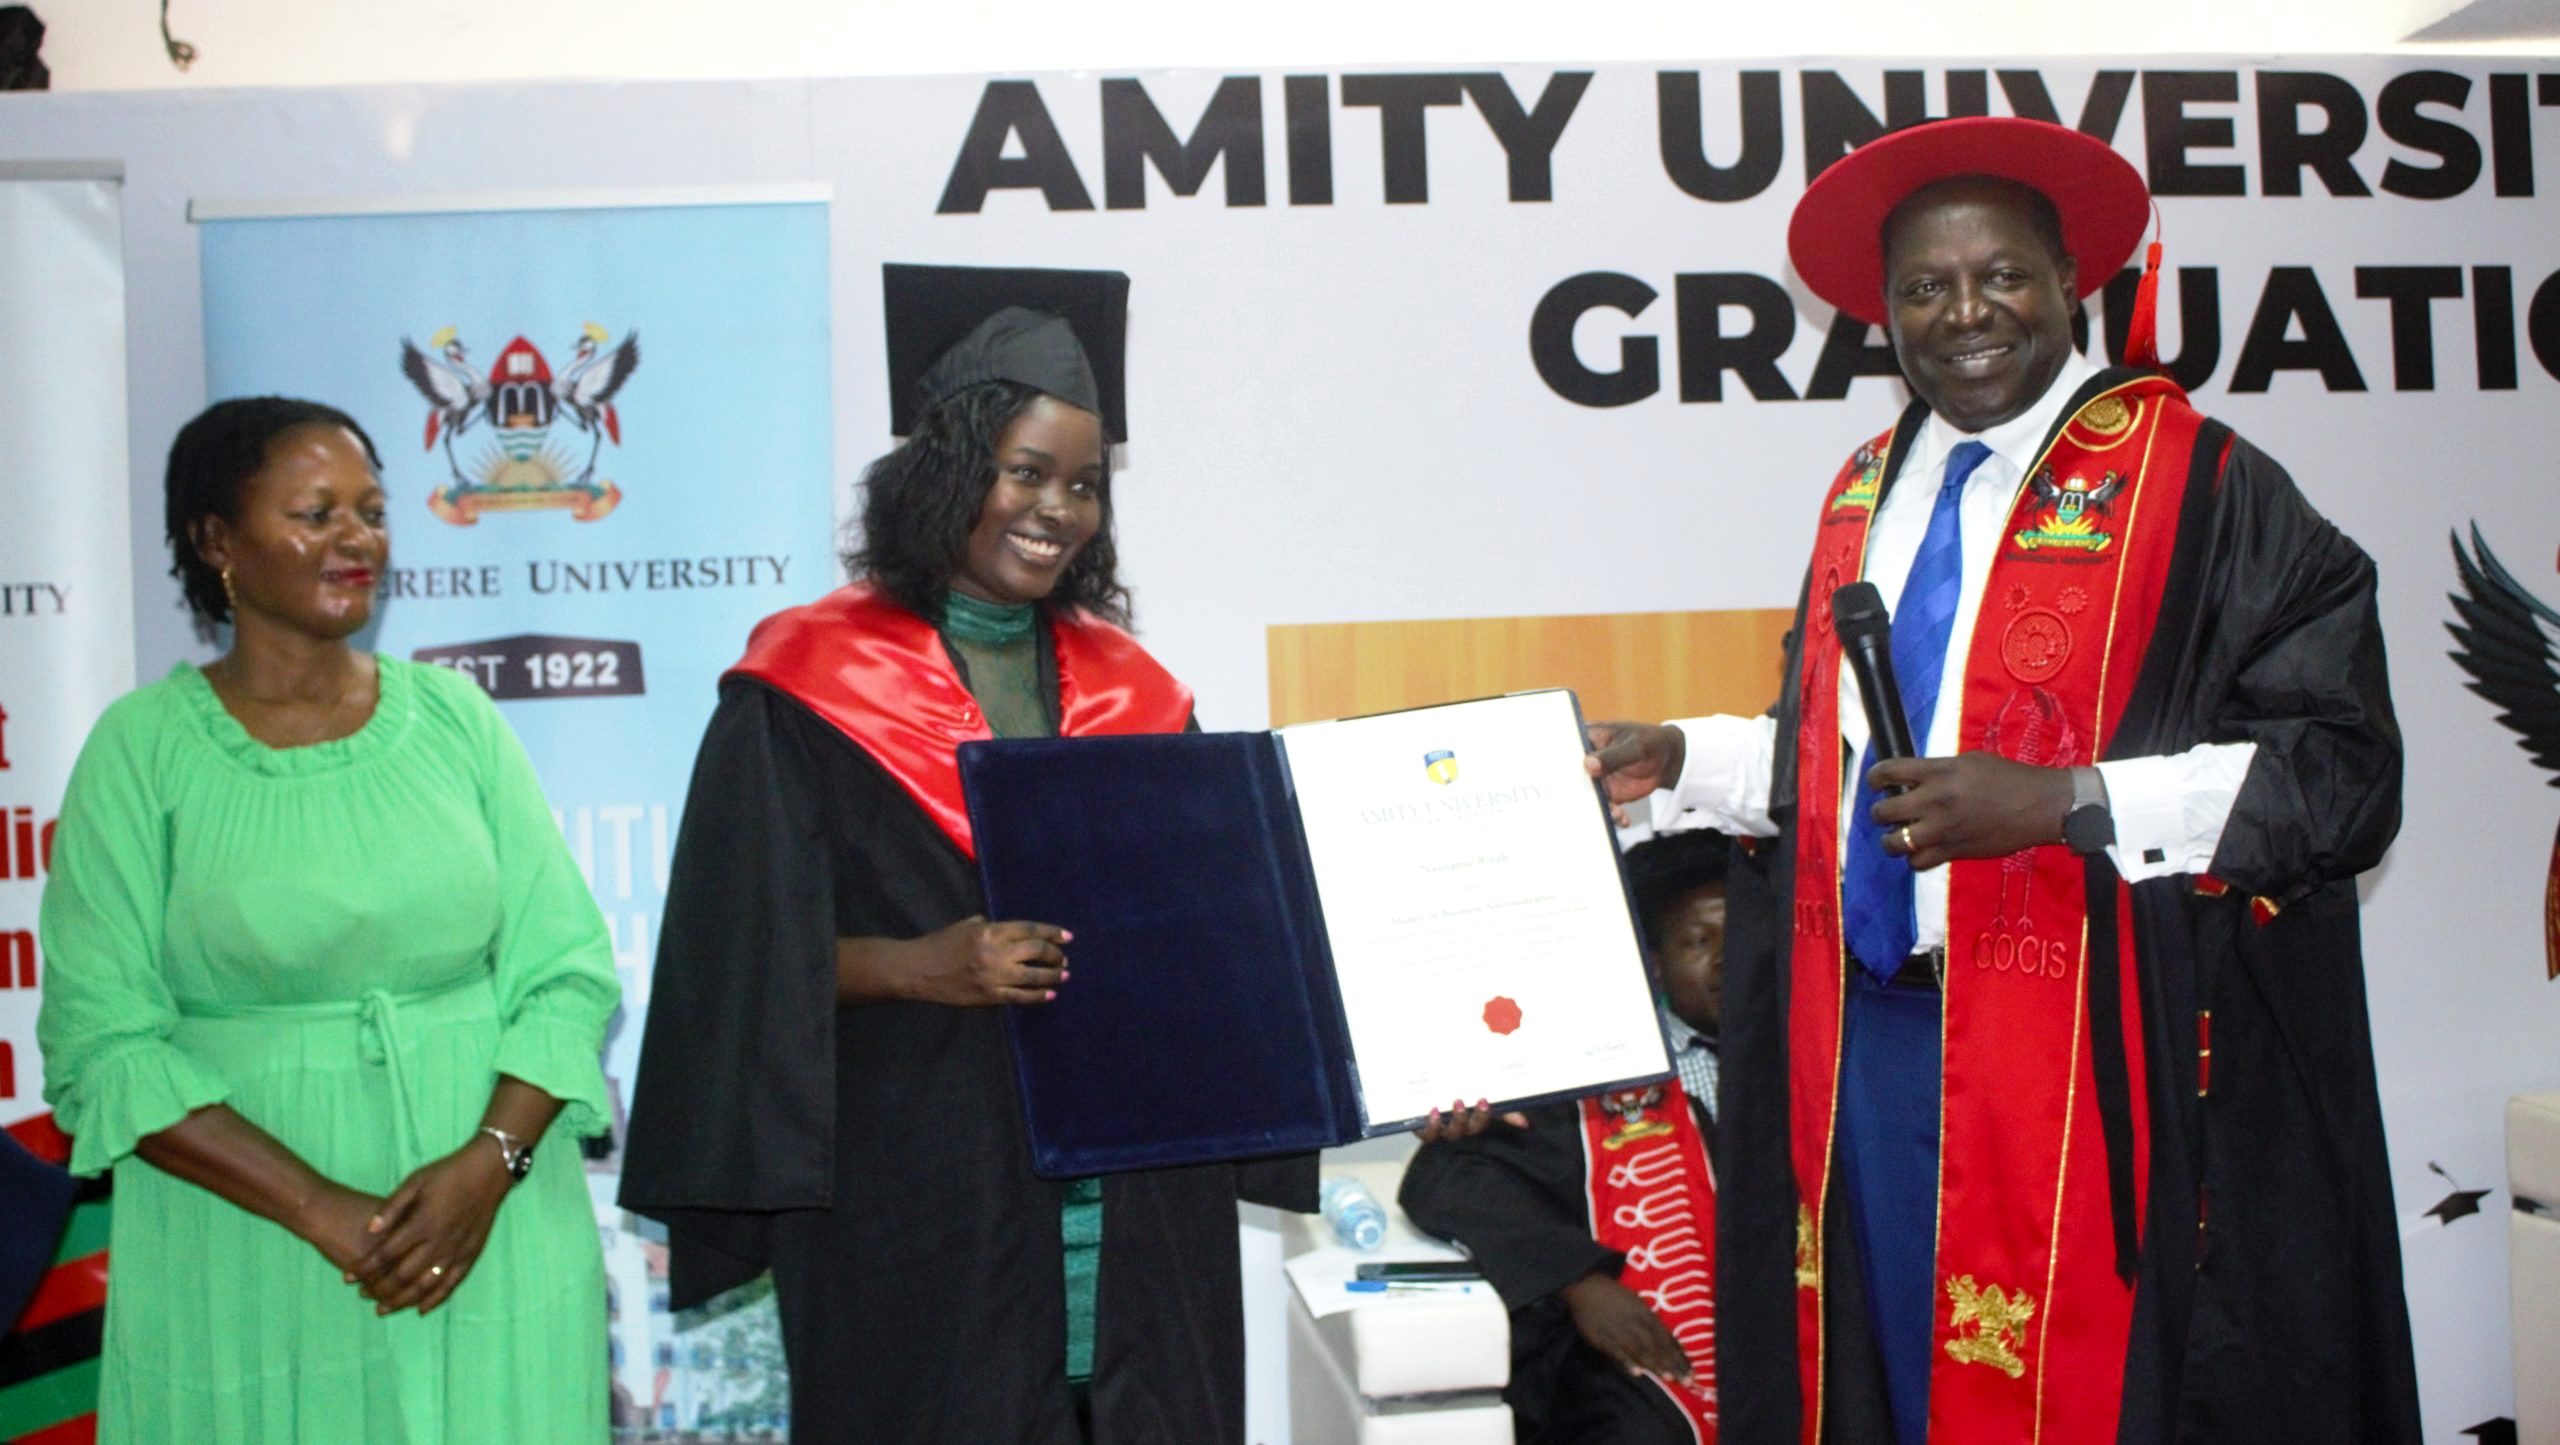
xmin=36 ymin=658 xmax=617 ymax=1444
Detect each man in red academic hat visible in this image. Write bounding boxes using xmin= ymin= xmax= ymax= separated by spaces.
xmin=1590 ymin=117 xmax=2418 ymax=1443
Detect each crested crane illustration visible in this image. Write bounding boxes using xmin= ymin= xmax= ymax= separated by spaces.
xmin=552 ymin=323 xmax=641 ymax=482
xmin=2444 ymin=525 xmax=2560 ymax=979
xmin=398 ymin=328 xmax=490 ymax=490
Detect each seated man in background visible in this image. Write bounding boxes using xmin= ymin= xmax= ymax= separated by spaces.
xmin=1401 ymin=830 xmax=1729 ymax=1445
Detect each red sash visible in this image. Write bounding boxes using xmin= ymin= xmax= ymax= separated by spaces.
xmin=728 ymin=582 xmax=1195 ymax=856
xmin=1785 ymin=379 xmax=2198 ymax=1443
xmin=1582 ymin=1079 xmax=1718 ymax=1442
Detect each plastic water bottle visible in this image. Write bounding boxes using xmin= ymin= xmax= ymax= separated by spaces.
xmin=1321 ymin=1177 xmax=1387 ymax=1251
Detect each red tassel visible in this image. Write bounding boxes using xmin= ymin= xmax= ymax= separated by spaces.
xmin=2123 ymin=239 xmax=2164 ymax=371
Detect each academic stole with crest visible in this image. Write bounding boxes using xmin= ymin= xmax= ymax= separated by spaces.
xmin=1581 ymin=1079 xmax=1718 ymax=1441
xmin=1783 ymin=378 xmax=2199 ymax=1444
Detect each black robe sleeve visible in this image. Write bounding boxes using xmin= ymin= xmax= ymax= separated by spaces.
xmin=1397 ymin=1104 xmax=1616 ymax=1310
xmin=2131 ymin=435 xmax=2403 ymax=902
xmin=617 ymin=682 xmax=845 ymax=1308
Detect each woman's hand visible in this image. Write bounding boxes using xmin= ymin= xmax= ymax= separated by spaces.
xmin=839 ymin=918 xmax=1071 ymax=1008
xmin=293 ymin=1178 xmax=391 ymax=1279
xmin=346 ymin=1139 xmax=515 ymax=1316
xmin=1560 ymin=1271 xmax=1691 ymax=1380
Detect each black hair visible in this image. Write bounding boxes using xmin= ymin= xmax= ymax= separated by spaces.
xmin=1624 ymin=830 xmax=1730 ymax=953
xmin=1880 ymin=173 xmax=2071 ymax=274
xmin=164 ymin=396 xmax=384 ymax=629
xmin=845 ymin=380 xmax=1132 ymax=627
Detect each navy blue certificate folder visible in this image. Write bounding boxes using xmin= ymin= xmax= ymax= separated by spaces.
xmin=959 ymin=729 xmax=1364 ymax=1178
xmin=960 ymin=691 xmax=1674 ymax=1180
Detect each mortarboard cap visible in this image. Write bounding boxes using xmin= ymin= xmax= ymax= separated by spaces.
xmin=882 ymin=263 xmax=1131 ymax=440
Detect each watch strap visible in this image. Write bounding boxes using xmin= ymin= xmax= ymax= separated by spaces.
xmin=480 ymin=1125 xmax=534 ymax=1181
xmin=2064 ymin=766 xmax=2115 ymax=854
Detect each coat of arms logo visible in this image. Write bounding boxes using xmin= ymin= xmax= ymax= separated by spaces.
xmin=2011 ymin=469 xmax=2125 ymax=553
xmin=398 ymin=324 xmax=641 ymax=525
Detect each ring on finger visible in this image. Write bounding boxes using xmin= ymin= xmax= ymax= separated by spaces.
xmin=428 ymin=1264 xmax=446 ymax=1278
xmin=1896 ymin=824 xmax=1915 ymax=853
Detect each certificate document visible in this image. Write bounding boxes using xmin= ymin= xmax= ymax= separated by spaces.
xmin=961 ymin=688 xmax=1672 ymax=1176
xmin=1278 ymin=691 xmax=1669 ymax=1128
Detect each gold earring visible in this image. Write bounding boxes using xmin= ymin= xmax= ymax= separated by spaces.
xmin=220 ymin=566 xmax=236 ymax=613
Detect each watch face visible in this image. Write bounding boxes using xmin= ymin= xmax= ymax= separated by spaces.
xmin=2064 ymin=804 xmax=2114 ymax=853
xmin=506 ymin=1149 xmax=534 ymax=1181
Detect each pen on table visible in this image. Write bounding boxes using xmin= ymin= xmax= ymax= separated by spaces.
xmin=1345 ymin=1279 xmax=1481 ymax=1294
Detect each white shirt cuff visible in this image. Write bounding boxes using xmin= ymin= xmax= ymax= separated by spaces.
xmin=2095 ymin=741 xmax=2258 ymax=882
xmin=1645 ymin=715 xmax=1781 ymax=839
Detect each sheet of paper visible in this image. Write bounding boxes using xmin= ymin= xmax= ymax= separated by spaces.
xmin=1278 ymin=690 xmax=1669 ymax=1128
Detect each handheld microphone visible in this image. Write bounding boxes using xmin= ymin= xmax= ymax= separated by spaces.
xmin=1832 ymin=582 xmax=1915 ymax=767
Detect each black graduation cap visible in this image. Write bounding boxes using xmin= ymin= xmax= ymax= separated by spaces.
xmin=881 ymin=263 xmax=1131 ymax=441
xmin=2423 ymin=1160 xmax=2493 ymax=1225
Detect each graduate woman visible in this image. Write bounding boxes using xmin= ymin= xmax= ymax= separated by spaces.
xmin=622 ymin=267 xmax=1504 ymax=1442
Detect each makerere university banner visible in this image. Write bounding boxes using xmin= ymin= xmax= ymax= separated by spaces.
xmin=197 ymin=190 xmax=834 ymax=1431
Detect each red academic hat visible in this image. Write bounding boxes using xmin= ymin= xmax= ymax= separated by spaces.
xmin=1787 ymin=116 xmax=2164 ymax=364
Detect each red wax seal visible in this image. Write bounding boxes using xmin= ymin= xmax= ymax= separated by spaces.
xmin=1482 ymin=996 xmax=1524 ymax=1036
xmin=2000 ymin=608 xmax=2071 ymax=683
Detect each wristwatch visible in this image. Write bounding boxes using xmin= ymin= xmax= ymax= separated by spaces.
xmin=480 ymin=1125 xmax=535 ymax=1182
xmin=2062 ymin=766 xmax=2115 ymax=854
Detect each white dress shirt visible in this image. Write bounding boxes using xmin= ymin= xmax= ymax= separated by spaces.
xmin=1650 ymin=352 xmax=2254 ymax=949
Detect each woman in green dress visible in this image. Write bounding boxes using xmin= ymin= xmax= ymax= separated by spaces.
xmin=36 ymin=397 xmax=618 ymax=1443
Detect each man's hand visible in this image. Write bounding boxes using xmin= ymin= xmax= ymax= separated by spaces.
xmin=347 ymin=1141 xmax=515 ymax=1316
xmin=1866 ymin=753 xmax=2076 ymax=871
xmin=1412 ymin=1099 xmax=1531 ymax=1143
xmin=1560 ymin=1271 xmax=1691 ymax=1380
xmin=1584 ymin=722 xmax=1686 ymax=823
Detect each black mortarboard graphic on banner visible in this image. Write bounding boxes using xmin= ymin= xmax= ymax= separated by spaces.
xmin=2423 ymin=1160 xmax=2493 ymax=1225
xmin=882 ymin=263 xmax=1131 ymax=440
xmin=2462 ymin=1419 xmax=2518 ymax=1445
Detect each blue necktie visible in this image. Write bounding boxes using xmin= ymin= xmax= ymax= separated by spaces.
xmin=1842 ymin=440 xmax=1993 ymax=981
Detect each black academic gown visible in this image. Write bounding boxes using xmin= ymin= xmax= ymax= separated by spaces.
xmin=1715 ymin=369 xmax=2420 ymax=1444
xmin=619 ymin=657 xmax=1317 ymax=1445
xmin=1400 ymin=1096 xmax=1714 ymax=1445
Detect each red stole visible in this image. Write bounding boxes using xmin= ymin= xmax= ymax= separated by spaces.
xmin=1581 ymin=1079 xmax=1719 ymax=1442
xmin=1785 ymin=378 xmax=2200 ymax=1443
xmin=727 ymin=582 xmax=1195 ymax=856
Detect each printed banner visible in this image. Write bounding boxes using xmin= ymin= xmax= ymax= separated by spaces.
xmin=199 ymin=191 xmax=833 ymax=1435
xmin=0 ymin=168 xmax=133 ymax=1445
xmin=0 ymin=173 xmax=134 ymax=1131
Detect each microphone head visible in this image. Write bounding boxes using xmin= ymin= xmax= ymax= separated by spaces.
xmin=1832 ymin=581 xmax=1891 ymax=646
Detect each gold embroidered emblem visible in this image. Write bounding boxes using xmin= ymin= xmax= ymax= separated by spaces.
xmin=1794 ymin=1205 xmax=1820 ymax=1288
xmin=1943 ymin=1274 xmax=2036 ymax=1378
xmin=2079 ymin=396 xmax=2132 ymax=435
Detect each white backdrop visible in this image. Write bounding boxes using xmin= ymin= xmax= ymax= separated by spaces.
xmin=0 ymin=166 xmax=134 ymax=1134
xmin=2 ymin=60 xmax=2556 ymax=1439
